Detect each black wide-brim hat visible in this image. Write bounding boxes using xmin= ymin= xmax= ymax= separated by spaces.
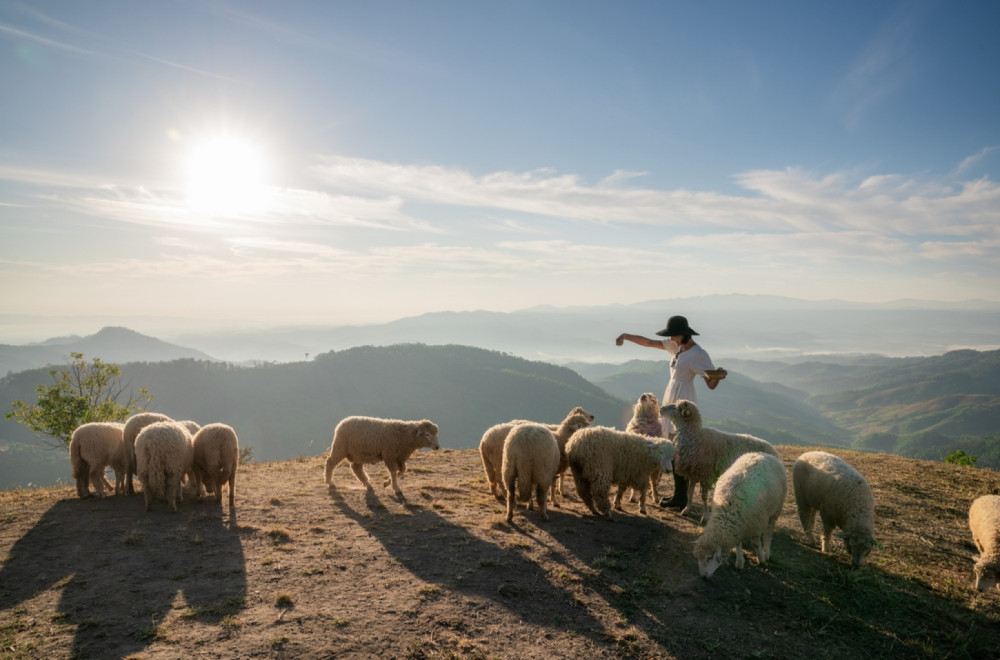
xmin=655 ymin=315 xmax=699 ymax=337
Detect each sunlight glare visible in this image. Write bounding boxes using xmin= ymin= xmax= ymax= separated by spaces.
xmin=183 ymin=134 xmax=271 ymax=217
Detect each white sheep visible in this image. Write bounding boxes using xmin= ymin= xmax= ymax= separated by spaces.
xmin=324 ymin=416 xmax=439 ymax=498
xmin=122 ymin=411 xmax=174 ymax=495
xmin=693 ymin=451 xmax=787 ymax=578
xmin=501 ymin=423 xmax=560 ymax=523
xmin=660 ymin=400 xmax=778 ymax=522
xmin=68 ymin=422 xmax=126 ymax=498
xmin=565 ymin=425 xmax=675 ymax=519
xmin=792 ymin=450 xmax=877 ymax=567
xmin=624 ymin=392 xmax=665 ymax=503
xmin=968 ymin=495 xmax=1000 ymax=592
xmin=134 ymin=421 xmax=194 ymax=513
xmin=191 ymin=423 xmax=239 ymax=507
xmin=479 ymin=408 xmax=593 ymax=502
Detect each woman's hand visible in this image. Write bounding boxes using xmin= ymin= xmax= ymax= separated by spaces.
xmin=615 ymin=334 xmax=626 ymax=346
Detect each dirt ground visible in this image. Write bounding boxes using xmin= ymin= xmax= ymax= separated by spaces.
xmin=2 ymin=446 xmax=1000 ymax=659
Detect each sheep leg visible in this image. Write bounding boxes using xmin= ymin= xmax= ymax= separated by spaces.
xmin=504 ymin=473 xmax=517 ymax=523
xmin=383 ymin=460 xmax=405 ymax=497
xmin=574 ymin=475 xmax=598 ymax=516
xmin=638 ymin=487 xmax=648 ymax=515
xmin=348 ymin=462 xmax=374 ymax=491
xmin=536 ymin=483 xmax=549 ymax=521
xmin=680 ymin=479 xmax=698 ymax=517
xmin=613 ymin=486 xmax=626 ymax=511
xmin=143 ymin=487 xmax=153 ymax=512
xmin=799 ymin=506 xmax=817 ymax=546
xmin=549 ymin=477 xmax=560 ymax=508
xmin=90 ymin=466 xmax=107 ymax=498
xmin=75 ymin=460 xmax=90 ymax=498
xmin=821 ymin=518 xmax=835 ymax=553
xmin=734 ymin=543 xmax=745 ymax=569
xmin=593 ymin=478 xmax=613 ymax=520
xmin=226 ymin=470 xmax=235 ymax=507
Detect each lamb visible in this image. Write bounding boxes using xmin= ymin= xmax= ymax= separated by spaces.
xmin=792 ymin=450 xmax=877 ymax=567
xmin=969 ymin=495 xmax=1000 ymax=592
xmin=479 ymin=408 xmax=593 ymax=502
xmin=191 ymin=423 xmax=239 ymax=507
xmin=692 ymin=451 xmax=787 ymax=578
xmin=565 ymin=425 xmax=675 ymax=519
xmin=660 ymin=400 xmax=778 ymax=522
xmin=122 ymin=411 xmax=174 ymax=495
xmin=134 ymin=421 xmax=194 ymax=513
xmin=68 ymin=422 xmax=127 ymax=498
xmin=501 ymin=423 xmax=560 ymax=523
xmin=325 ymin=416 xmax=439 ymax=498
xmin=624 ymin=392 xmax=665 ymax=503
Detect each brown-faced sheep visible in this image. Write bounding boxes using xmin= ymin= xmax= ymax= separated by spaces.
xmin=969 ymin=495 xmax=1000 ymax=592
xmin=122 ymin=412 xmax=173 ymax=495
xmin=624 ymin=392 xmax=665 ymax=503
xmin=792 ymin=450 xmax=877 ymax=568
xmin=191 ymin=423 xmax=239 ymax=507
xmin=325 ymin=416 xmax=439 ymax=498
xmin=134 ymin=421 xmax=194 ymax=513
xmin=660 ymin=400 xmax=778 ymax=522
xmin=69 ymin=422 xmax=126 ymax=498
xmin=501 ymin=423 xmax=560 ymax=523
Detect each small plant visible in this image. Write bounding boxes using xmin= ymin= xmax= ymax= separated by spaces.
xmin=267 ymin=527 xmax=292 ymax=545
xmin=275 ymin=593 xmax=295 ymax=608
xmin=945 ymin=450 xmax=978 ymax=466
xmin=122 ymin=527 xmax=144 ymax=546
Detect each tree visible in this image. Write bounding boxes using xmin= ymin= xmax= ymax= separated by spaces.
xmin=5 ymin=353 xmax=153 ymax=448
xmin=944 ymin=449 xmax=978 ymax=467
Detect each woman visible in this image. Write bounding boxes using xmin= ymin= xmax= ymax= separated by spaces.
xmin=615 ymin=315 xmax=723 ymax=509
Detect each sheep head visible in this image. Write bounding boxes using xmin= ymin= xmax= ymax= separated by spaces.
xmin=695 ymin=545 xmax=724 ymax=579
xmin=416 ymin=420 xmax=440 ymax=450
xmin=645 ymin=439 xmax=675 ymax=472
xmin=570 ymin=406 xmax=596 ymax=423
xmin=974 ymin=558 xmax=999 ymax=592
xmin=835 ymin=531 xmax=877 ymax=568
xmin=659 ymin=400 xmax=700 ymax=427
xmin=634 ymin=392 xmax=659 ymax=414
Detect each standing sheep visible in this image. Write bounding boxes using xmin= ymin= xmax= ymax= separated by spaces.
xmin=191 ymin=423 xmax=239 ymax=507
xmin=122 ymin=412 xmax=174 ymax=495
xmin=624 ymin=392 xmax=665 ymax=503
xmin=693 ymin=451 xmax=787 ymax=578
xmin=792 ymin=450 xmax=877 ymax=567
xmin=325 ymin=416 xmax=439 ymax=498
xmin=660 ymin=400 xmax=778 ymax=522
xmin=501 ymin=423 xmax=560 ymax=523
xmin=566 ymin=426 xmax=675 ymax=519
xmin=68 ymin=422 xmax=127 ymax=498
xmin=134 ymin=421 xmax=194 ymax=513
xmin=968 ymin=495 xmax=1000 ymax=592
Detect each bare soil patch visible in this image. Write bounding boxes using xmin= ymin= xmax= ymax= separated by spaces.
xmin=2 ymin=447 xmax=999 ymax=659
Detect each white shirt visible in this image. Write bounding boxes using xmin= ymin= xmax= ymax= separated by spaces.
xmin=661 ymin=340 xmax=715 ymax=407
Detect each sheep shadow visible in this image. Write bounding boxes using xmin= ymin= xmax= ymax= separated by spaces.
xmin=0 ymin=494 xmax=246 ymax=658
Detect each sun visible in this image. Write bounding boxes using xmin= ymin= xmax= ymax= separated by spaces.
xmin=183 ymin=133 xmax=271 ymax=217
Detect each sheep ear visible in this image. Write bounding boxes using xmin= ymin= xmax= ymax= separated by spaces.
xmin=713 ymin=547 xmax=722 ymax=563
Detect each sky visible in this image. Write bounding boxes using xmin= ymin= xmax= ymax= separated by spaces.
xmin=2 ymin=0 xmax=999 ymax=340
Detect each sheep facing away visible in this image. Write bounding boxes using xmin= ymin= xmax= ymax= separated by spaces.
xmin=566 ymin=426 xmax=675 ymax=519
xmin=122 ymin=412 xmax=174 ymax=495
xmin=325 ymin=416 xmax=439 ymax=498
xmin=624 ymin=392 xmax=665 ymax=503
xmin=191 ymin=423 xmax=239 ymax=507
xmin=69 ymin=422 xmax=126 ymax=498
xmin=134 ymin=421 xmax=194 ymax=513
xmin=660 ymin=400 xmax=778 ymax=522
xmin=968 ymin=494 xmax=1000 ymax=592
xmin=693 ymin=451 xmax=787 ymax=578
xmin=792 ymin=450 xmax=877 ymax=567
xmin=501 ymin=423 xmax=560 ymax=523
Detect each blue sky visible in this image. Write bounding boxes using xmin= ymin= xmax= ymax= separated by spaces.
xmin=2 ymin=1 xmax=999 ymax=339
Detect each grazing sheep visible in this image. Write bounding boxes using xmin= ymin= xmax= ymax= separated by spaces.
xmin=693 ymin=451 xmax=787 ymax=578
xmin=566 ymin=426 xmax=675 ymax=519
xmin=501 ymin=423 xmax=561 ymax=523
xmin=660 ymin=400 xmax=778 ymax=522
xmin=191 ymin=423 xmax=239 ymax=507
xmin=122 ymin=412 xmax=173 ymax=495
xmin=624 ymin=392 xmax=665 ymax=503
xmin=134 ymin=421 xmax=194 ymax=513
xmin=69 ymin=422 xmax=126 ymax=498
xmin=969 ymin=495 xmax=1000 ymax=592
xmin=792 ymin=450 xmax=877 ymax=567
xmin=325 ymin=416 xmax=439 ymax=498
xmin=479 ymin=408 xmax=593 ymax=502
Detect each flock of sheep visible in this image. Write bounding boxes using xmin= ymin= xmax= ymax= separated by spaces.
xmin=67 ymin=395 xmax=999 ymax=590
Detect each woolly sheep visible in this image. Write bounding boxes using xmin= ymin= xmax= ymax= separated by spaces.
xmin=69 ymin=422 xmax=126 ymax=498
xmin=122 ymin=412 xmax=174 ymax=495
xmin=501 ymin=423 xmax=560 ymax=523
xmin=134 ymin=421 xmax=194 ymax=513
xmin=969 ymin=495 xmax=1000 ymax=592
xmin=191 ymin=423 xmax=239 ymax=507
xmin=566 ymin=425 xmax=675 ymax=519
xmin=660 ymin=400 xmax=778 ymax=522
xmin=325 ymin=416 xmax=439 ymax=498
xmin=479 ymin=408 xmax=593 ymax=502
xmin=624 ymin=392 xmax=665 ymax=503
xmin=693 ymin=451 xmax=787 ymax=578
xmin=792 ymin=450 xmax=877 ymax=567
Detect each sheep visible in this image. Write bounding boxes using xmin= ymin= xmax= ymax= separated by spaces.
xmin=624 ymin=392 xmax=665 ymax=503
xmin=191 ymin=423 xmax=239 ymax=507
xmin=134 ymin=421 xmax=194 ymax=513
xmin=68 ymin=422 xmax=127 ymax=498
xmin=325 ymin=416 xmax=439 ymax=498
xmin=122 ymin=411 xmax=174 ymax=495
xmin=565 ymin=425 xmax=675 ymax=519
xmin=693 ymin=451 xmax=787 ymax=578
xmin=660 ymin=400 xmax=778 ymax=522
xmin=501 ymin=423 xmax=560 ymax=523
xmin=969 ymin=495 xmax=1000 ymax=592
xmin=479 ymin=408 xmax=593 ymax=502
xmin=792 ymin=450 xmax=877 ymax=567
